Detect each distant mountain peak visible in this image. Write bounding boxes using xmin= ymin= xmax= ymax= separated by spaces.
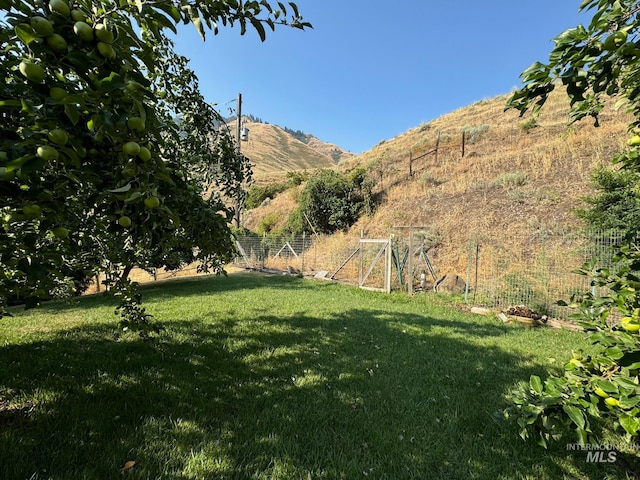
xmin=226 ymin=117 xmax=353 ymax=183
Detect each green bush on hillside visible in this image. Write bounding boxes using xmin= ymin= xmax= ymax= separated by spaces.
xmin=578 ymin=167 xmax=640 ymax=231
xmin=246 ymin=183 xmax=289 ymax=209
xmin=286 ymin=169 xmax=376 ymax=235
xmin=245 ymin=171 xmax=310 ymax=210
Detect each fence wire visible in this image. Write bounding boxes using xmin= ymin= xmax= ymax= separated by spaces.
xmin=471 ymin=230 xmax=624 ymax=319
xmin=234 ymin=230 xmax=627 ymax=320
xmin=234 ymin=233 xmax=363 ymax=283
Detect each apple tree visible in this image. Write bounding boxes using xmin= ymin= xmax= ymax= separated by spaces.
xmin=0 ymin=0 xmax=310 ymax=334
xmin=503 ymin=0 xmax=640 ymax=447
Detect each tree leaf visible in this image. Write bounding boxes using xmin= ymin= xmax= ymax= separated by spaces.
xmin=618 ymin=414 xmax=640 ymax=436
xmin=576 ymin=427 xmax=588 ymax=446
xmin=125 ymin=191 xmax=143 ymax=203
xmin=250 ymin=17 xmax=266 ymax=41
xmin=108 ymin=182 xmax=132 ymax=194
xmin=14 ymin=23 xmax=37 ymax=45
xmin=0 ymin=99 xmax=22 ymax=107
xmin=530 ymin=375 xmax=543 ymax=395
xmin=64 ymin=104 xmax=80 ymax=125
xmin=562 ymin=405 xmax=586 ymax=429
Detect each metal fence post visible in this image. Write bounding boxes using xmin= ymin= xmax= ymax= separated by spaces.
xmin=465 ymin=237 xmax=473 ymax=303
xmin=301 ymin=231 xmax=306 ymax=276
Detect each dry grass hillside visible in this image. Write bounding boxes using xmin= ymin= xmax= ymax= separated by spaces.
xmin=243 ymin=88 xmax=633 ymax=282
xmin=228 ymin=118 xmax=352 ymax=185
xmin=346 ymin=91 xmax=629 ymax=237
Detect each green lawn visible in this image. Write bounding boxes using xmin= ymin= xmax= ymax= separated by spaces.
xmin=0 ymin=273 xmax=636 ymax=479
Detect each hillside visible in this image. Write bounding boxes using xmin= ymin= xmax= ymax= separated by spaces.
xmin=243 ymin=88 xmax=632 ymax=277
xmin=228 ymin=118 xmax=353 ymax=184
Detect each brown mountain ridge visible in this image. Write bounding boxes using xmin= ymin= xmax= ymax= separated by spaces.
xmin=228 ymin=118 xmax=353 ymax=185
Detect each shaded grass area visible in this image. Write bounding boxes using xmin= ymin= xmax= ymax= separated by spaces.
xmin=0 ymin=273 xmax=635 ymax=479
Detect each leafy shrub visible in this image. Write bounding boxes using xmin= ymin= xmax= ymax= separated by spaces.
xmin=494 ymin=171 xmax=528 ymax=188
xmin=286 ymin=170 xmax=309 ymax=186
xmin=577 ymin=167 xmax=640 ymax=231
xmin=287 ymin=170 xmax=365 ymax=235
xmin=504 ymin=248 xmax=640 ymax=446
xmin=462 ymin=124 xmax=490 ymax=144
xmin=245 ymin=183 xmax=288 ymax=209
xmin=246 ymin=172 xmax=310 ymax=210
xmin=438 ymin=133 xmax=452 ymax=144
xmin=420 ymin=171 xmax=442 ymax=187
xmin=257 ymin=212 xmax=281 ymax=235
xmin=519 ymin=117 xmax=539 ymax=132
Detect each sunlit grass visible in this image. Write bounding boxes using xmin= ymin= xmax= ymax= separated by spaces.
xmin=0 ymin=273 xmax=636 ymax=479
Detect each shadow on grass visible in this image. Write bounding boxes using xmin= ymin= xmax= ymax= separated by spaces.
xmin=11 ymin=272 xmax=312 ymax=317
xmin=0 ymin=284 xmax=636 ymax=479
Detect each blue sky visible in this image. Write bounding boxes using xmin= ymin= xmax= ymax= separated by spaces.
xmin=170 ymin=1 xmax=590 ymax=154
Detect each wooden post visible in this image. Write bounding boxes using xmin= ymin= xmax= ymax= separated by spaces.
xmin=409 ymin=151 xmax=413 ymax=177
xmin=434 ymin=132 xmax=441 ymax=164
xmin=461 ymin=130 xmax=466 ymax=158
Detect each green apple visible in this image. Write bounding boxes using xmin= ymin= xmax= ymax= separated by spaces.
xmin=628 ymin=135 xmax=640 ymax=146
xmin=49 ymin=0 xmax=71 ymax=17
xmin=22 ymin=204 xmax=42 ymax=217
xmin=144 ymin=196 xmax=160 ymax=209
xmin=118 ymin=216 xmax=132 ymax=227
xmin=138 ymin=146 xmax=151 ymax=162
xmin=94 ymin=23 xmax=114 ymax=43
xmin=52 ymin=227 xmax=69 ymax=238
xmin=73 ymin=21 xmax=94 ymax=41
xmin=127 ymin=116 xmax=145 ymax=132
xmin=46 ymin=34 xmax=68 ymax=52
xmin=30 ymin=16 xmax=54 ymax=36
xmin=604 ymin=30 xmax=628 ymax=51
xmin=70 ymin=9 xmax=87 ymax=22
xmin=123 ymin=141 xmax=140 ymax=156
xmin=19 ymin=61 xmax=45 ymax=83
xmin=48 ymin=129 xmax=68 ymax=146
xmin=49 ymin=86 xmax=67 ymax=100
xmin=97 ymin=41 xmax=116 ymax=59
xmin=37 ymin=145 xmax=59 ymax=161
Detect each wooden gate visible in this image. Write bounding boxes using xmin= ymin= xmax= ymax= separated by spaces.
xmin=330 ymin=237 xmax=392 ymax=292
xmin=358 ymin=238 xmax=392 ymax=292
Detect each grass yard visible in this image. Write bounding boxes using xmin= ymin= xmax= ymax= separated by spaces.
xmin=0 ymin=273 xmax=637 ymax=479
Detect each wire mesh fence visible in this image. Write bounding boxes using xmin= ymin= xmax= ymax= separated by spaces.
xmin=471 ymin=230 xmax=624 ymax=319
xmin=233 ymin=233 xmax=364 ymax=284
xmin=233 ymin=230 xmax=626 ymax=320
xmin=94 ymin=230 xmax=627 ymax=322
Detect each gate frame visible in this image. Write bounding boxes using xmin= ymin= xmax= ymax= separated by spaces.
xmin=358 ymin=238 xmax=392 ymax=293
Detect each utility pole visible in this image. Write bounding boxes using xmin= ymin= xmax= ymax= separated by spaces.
xmin=235 ymin=92 xmax=242 ymax=228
